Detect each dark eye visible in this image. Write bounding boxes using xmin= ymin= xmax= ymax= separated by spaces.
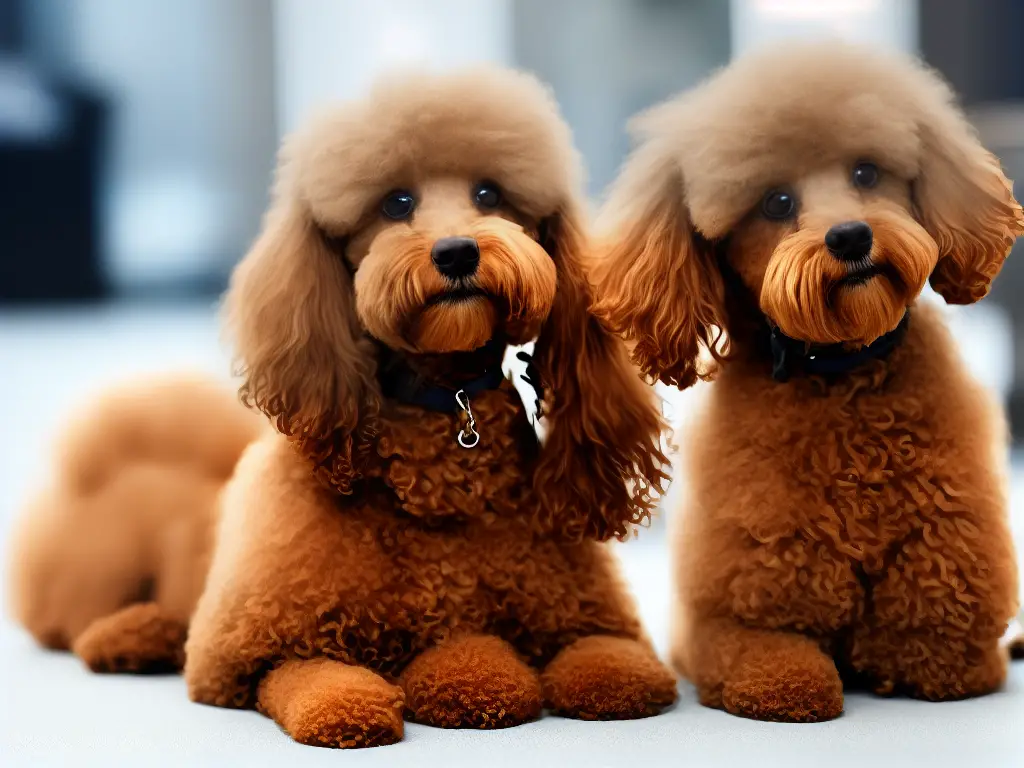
xmin=473 ymin=181 xmax=502 ymax=209
xmin=381 ymin=190 xmax=415 ymax=220
xmin=852 ymin=161 xmax=879 ymax=189
xmin=761 ymin=189 xmax=796 ymax=220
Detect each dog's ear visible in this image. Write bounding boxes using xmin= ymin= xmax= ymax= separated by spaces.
xmin=594 ymin=138 xmax=727 ymax=388
xmin=225 ymin=200 xmax=380 ymax=494
xmin=530 ymin=207 xmax=669 ymax=542
xmin=914 ymin=93 xmax=1024 ymax=304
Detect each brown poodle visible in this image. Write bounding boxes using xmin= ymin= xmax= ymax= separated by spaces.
xmin=8 ymin=376 xmax=264 ymax=668
xmin=596 ymin=42 xmax=1024 ymax=722
xmin=177 ymin=67 xmax=676 ymax=748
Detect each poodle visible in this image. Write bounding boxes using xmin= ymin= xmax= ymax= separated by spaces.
xmin=596 ymin=42 xmax=1024 ymax=721
xmin=8 ymin=376 xmax=264 ymax=669
xmin=177 ymin=67 xmax=676 ymax=748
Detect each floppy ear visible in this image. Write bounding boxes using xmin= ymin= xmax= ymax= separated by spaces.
xmin=225 ymin=200 xmax=380 ymax=494
xmin=915 ymin=93 xmax=1024 ymax=304
xmin=530 ymin=207 xmax=669 ymax=542
xmin=594 ymin=138 xmax=727 ymax=388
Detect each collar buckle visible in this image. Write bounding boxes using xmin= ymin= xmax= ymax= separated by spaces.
xmin=455 ymin=389 xmax=480 ymax=448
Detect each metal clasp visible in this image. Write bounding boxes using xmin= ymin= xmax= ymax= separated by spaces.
xmin=455 ymin=389 xmax=480 ymax=448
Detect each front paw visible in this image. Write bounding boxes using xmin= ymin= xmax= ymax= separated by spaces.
xmin=257 ymin=660 xmax=406 ymax=749
xmin=721 ymin=649 xmax=843 ymax=722
xmin=403 ymin=635 xmax=542 ymax=728
xmin=542 ymin=636 xmax=678 ymax=720
xmin=73 ymin=603 xmax=186 ymax=674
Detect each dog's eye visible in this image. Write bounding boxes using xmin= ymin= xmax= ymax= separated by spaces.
xmin=473 ymin=181 xmax=502 ymax=210
xmin=852 ymin=162 xmax=880 ymax=189
xmin=761 ymin=189 xmax=796 ymax=220
xmin=381 ymin=190 xmax=416 ymax=220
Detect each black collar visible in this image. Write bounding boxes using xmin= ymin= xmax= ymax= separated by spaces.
xmin=378 ymin=339 xmax=509 ymax=413
xmin=769 ymin=312 xmax=910 ymax=383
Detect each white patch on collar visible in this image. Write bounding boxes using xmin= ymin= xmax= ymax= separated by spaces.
xmin=503 ymin=341 xmax=547 ymax=445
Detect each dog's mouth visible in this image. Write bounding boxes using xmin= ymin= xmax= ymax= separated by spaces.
xmin=424 ymin=286 xmax=490 ymax=307
xmin=836 ymin=258 xmax=883 ymax=288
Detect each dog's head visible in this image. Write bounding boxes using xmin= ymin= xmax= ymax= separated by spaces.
xmin=597 ymin=42 xmax=1024 ymax=387
xmin=226 ymin=67 xmax=666 ymax=539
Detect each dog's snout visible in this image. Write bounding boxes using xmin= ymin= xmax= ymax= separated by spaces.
xmin=431 ymin=237 xmax=480 ymax=279
xmin=824 ymin=221 xmax=873 ymax=261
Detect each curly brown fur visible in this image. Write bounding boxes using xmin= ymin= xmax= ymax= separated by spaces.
xmin=257 ymin=658 xmax=406 ymax=748
xmin=185 ymin=66 xmax=673 ymax=748
xmin=7 ymin=377 xmax=264 ymax=667
xmin=403 ymin=634 xmax=542 ymax=728
xmin=541 ymin=635 xmax=679 ymax=720
xmin=598 ymin=42 xmax=1024 ymax=721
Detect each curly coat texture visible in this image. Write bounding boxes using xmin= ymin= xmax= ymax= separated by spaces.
xmin=597 ymin=42 xmax=1024 ymax=722
xmin=7 ymin=377 xmax=265 ymax=671
xmin=182 ymin=67 xmax=676 ymax=748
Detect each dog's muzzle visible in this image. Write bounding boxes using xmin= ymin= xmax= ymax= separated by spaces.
xmin=825 ymin=221 xmax=873 ymax=262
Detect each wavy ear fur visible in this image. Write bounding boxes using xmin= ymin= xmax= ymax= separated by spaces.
xmin=915 ymin=89 xmax=1024 ymax=304
xmin=594 ymin=138 xmax=727 ymax=388
xmin=225 ymin=201 xmax=380 ymax=494
xmin=531 ymin=208 xmax=669 ymax=542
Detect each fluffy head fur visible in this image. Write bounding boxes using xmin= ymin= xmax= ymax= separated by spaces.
xmin=596 ymin=42 xmax=1024 ymax=386
xmin=226 ymin=66 xmax=666 ymax=538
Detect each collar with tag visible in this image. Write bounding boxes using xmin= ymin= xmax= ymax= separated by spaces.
xmin=377 ymin=338 xmax=546 ymax=448
xmin=769 ymin=311 xmax=910 ymax=383
xmin=379 ymin=360 xmax=507 ymax=413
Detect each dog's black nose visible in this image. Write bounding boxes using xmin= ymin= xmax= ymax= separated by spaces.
xmin=825 ymin=221 xmax=873 ymax=261
xmin=431 ymin=237 xmax=480 ymax=279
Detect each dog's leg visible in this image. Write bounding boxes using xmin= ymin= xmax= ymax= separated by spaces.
xmin=402 ymin=634 xmax=542 ymax=728
xmin=847 ymin=522 xmax=1016 ymax=701
xmin=256 ymin=658 xmax=405 ymax=748
xmin=686 ymin=617 xmax=844 ymax=722
xmin=542 ymin=635 xmax=678 ymax=720
xmin=849 ymin=621 xmax=1006 ymax=701
xmin=72 ymin=602 xmax=187 ymax=673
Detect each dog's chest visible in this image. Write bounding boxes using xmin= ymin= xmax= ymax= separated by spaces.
xmin=781 ymin=375 xmax=952 ymax=570
xmin=373 ymin=385 xmax=539 ymax=521
xmin=308 ymin=387 xmax=575 ymax=672
xmin=310 ymin=509 xmax=589 ymax=674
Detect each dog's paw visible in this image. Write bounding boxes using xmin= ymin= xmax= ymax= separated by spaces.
xmin=403 ymin=635 xmax=542 ymax=728
xmin=258 ymin=660 xmax=405 ymax=748
xmin=280 ymin=684 xmax=405 ymax=749
xmin=542 ymin=636 xmax=678 ymax=720
xmin=72 ymin=602 xmax=186 ymax=674
xmin=722 ymin=651 xmax=843 ymax=723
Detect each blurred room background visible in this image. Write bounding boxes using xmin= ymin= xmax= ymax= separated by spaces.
xmin=2 ymin=0 xmax=1023 ymax=550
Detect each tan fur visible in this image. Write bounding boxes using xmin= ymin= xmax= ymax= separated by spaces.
xmin=598 ymin=42 xmax=1024 ymax=721
xmin=7 ymin=376 xmax=264 ymax=665
xmin=289 ymin=68 xmax=581 ymax=235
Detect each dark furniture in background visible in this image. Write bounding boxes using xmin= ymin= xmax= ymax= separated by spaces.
xmin=0 ymin=0 xmax=109 ymax=303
